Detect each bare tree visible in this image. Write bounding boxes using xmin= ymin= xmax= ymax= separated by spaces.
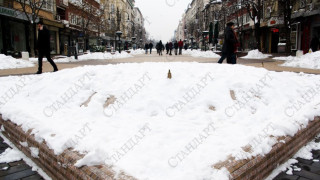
xmin=278 ymin=0 xmax=295 ymax=54
xmin=15 ymin=0 xmax=48 ymax=56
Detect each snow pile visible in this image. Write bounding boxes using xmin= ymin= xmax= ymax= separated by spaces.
xmin=185 ymin=49 xmax=221 ymax=58
xmin=0 ymin=148 xmax=23 ymax=163
xmin=241 ymin=49 xmax=272 ymax=59
xmin=0 ymin=63 xmax=320 ymax=180
xmin=129 ymin=49 xmax=145 ymax=55
xmin=0 ymin=54 xmax=34 ymax=70
xmin=29 ymin=52 xmax=133 ymax=63
xmin=274 ymin=51 xmax=320 ymax=69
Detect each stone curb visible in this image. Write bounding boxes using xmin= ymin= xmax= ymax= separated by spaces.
xmin=0 ymin=115 xmax=136 ymax=180
xmin=213 ymin=116 xmax=320 ymax=180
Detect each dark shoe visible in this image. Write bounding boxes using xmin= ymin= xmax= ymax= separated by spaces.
xmin=36 ymin=71 xmax=42 ymax=74
xmin=53 ymin=69 xmax=58 ymax=72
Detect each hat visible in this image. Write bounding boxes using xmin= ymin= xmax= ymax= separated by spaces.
xmin=226 ymin=22 xmax=234 ymax=27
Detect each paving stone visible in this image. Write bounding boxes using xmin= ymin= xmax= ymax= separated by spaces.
xmin=0 ymin=164 xmax=30 ymax=176
xmin=273 ymin=172 xmax=299 ymax=180
xmin=0 ymin=169 xmax=37 ymax=180
xmin=297 ymin=177 xmax=311 ymax=180
xmin=296 ymin=162 xmax=320 ymax=175
xmin=296 ymin=158 xmax=314 ymax=165
xmin=21 ymin=174 xmax=44 ymax=180
xmin=293 ymin=169 xmax=320 ymax=180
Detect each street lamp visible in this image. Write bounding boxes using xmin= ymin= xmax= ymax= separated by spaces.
xmin=190 ymin=36 xmax=194 ymax=50
xmin=116 ymin=31 xmax=123 ymax=53
xmin=202 ymin=31 xmax=209 ymax=51
xmin=132 ymin=37 xmax=136 ymax=50
xmin=140 ymin=39 xmax=142 ymax=49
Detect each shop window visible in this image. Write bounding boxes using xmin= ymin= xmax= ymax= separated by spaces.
xmin=8 ymin=21 xmax=26 ymax=54
xmin=49 ymin=31 xmax=57 ymax=54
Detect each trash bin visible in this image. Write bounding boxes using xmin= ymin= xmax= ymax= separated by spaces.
xmin=277 ymin=43 xmax=286 ymax=53
xmin=21 ymin=51 xmax=29 ymax=60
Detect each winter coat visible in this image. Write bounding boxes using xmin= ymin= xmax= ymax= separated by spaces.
xmin=174 ymin=42 xmax=179 ymax=49
xmin=165 ymin=43 xmax=169 ymax=50
xmin=222 ymin=26 xmax=238 ymax=55
xmin=168 ymin=42 xmax=173 ymax=50
xmin=157 ymin=41 xmax=163 ymax=50
xmin=311 ymin=37 xmax=319 ymax=52
xmin=149 ymin=43 xmax=153 ymax=49
xmin=145 ymin=43 xmax=149 ymax=49
xmin=37 ymin=26 xmax=51 ymax=52
xmin=178 ymin=41 xmax=183 ymax=48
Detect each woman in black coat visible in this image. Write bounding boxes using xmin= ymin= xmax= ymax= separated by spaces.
xmin=220 ymin=22 xmax=238 ymax=64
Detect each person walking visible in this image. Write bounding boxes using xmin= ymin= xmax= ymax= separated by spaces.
xmin=311 ymin=36 xmax=319 ymax=52
xmin=144 ymin=43 xmax=149 ymax=54
xmin=219 ymin=22 xmax=239 ymax=64
xmin=165 ymin=42 xmax=169 ymax=54
xmin=149 ymin=42 xmax=153 ymax=54
xmin=36 ymin=20 xmax=58 ymax=74
xmin=157 ymin=40 xmax=163 ymax=56
xmin=178 ymin=39 xmax=184 ymax=55
xmin=174 ymin=41 xmax=179 ymax=55
xmin=168 ymin=42 xmax=173 ymax=55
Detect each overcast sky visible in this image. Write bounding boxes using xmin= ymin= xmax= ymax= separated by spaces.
xmin=135 ymin=0 xmax=191 ymax=42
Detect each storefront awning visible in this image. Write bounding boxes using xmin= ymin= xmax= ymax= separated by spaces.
xmin=43 ymin=19 xmax=64 ymax=28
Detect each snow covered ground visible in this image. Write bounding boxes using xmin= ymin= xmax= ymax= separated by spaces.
xmin=184 ymin=49 xmax=221 ymax=58
xmin=240 ymin=49 xmax=272 ymax=59
xmin=274 ymin=51 xmax=320 ymax=70
xmin=0 ymin=54 xmax=35 ymax=70
xmin=0 ymin=63 xmax=320 ymax=180
xmin=28 ymin=49 xmax=146 ymax=63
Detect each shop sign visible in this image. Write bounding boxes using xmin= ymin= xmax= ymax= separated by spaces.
xmin=0 ymin=7 xmax=16 ymax=17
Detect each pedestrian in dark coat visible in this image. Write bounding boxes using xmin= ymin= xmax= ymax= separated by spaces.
xmin=220 ymin=22 xmax=238 ymax=64
xmin=157 ymin=40 xmax=163 ymax=56
xmin=36 ymin=20 xmax=58 ymax=74
xmin=174 ymin=41 xmax=179 ymax=55
xmin=149 ymin=42 xmax=153 ymax=54
xmin=184 ymin=43 xmax=188 ymax=50
xmin=165 ymin=42 xmax=169 ymax=54
xmin=311 ymin=36 xmax=319 ymax=52
xmin=144 ymin=43 xmax=149 ymax=54
xmin=168 ymin=42 xmax=173 ymax=55
xmin=178 ymin=39 xmax=184 ymax=55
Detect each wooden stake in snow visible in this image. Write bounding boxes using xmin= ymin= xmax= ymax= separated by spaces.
xmin=168 ymin=69 xmax=172 ymax=79
xmin=262 ymin=61 xmax=264 ymax=67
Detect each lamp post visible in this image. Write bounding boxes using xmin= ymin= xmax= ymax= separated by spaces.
xmin=132 ymin=37 xmax=136 ymax=50
xmin=116 ymin=31 xmax=122 ymax=53
xmin=202 ymin=31 xmax=209 ymax=51
xmin=190 ymin=36 xmax=194 ymax=50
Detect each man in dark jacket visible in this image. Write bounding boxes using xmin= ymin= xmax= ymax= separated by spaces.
xmin=220 ymin=22 xmax=238 ymax=64
xmin=149 ymin=42 xmax=153 ymax=54
xmin=36 ymin=20 xmax=58 ymax=74
xmin=157 ymin=40 xmax=163 ymax=56
xmin=165 ymin=42 xmax=169 ymax=54
xmin=174 ymin=41 xmax=179 ymax=55
xmin=178 ymin=39 xmax=183 ymax=55
xmin=168 ymin=42 xmax=173 ymax=55
xmin=144 ymin=43 xmax=149 ymax=54
xmin=311 ymin=36 xmax=319 ymax=52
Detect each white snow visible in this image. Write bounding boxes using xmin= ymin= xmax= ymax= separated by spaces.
xmin=29 ymin=51 xmax=136 ymax=63
xmin=274 ymin=51 xmax=320 ymax=69
xmin=0 ymin=54 xmax=34 ymax=69
xmin=0 ymin=148 xmax=23 ymax=163
xmin=30 ymin=147 xmax=39 ymax=158
xmin=240 ymin=49 xmax=272 ymax=59
xmin=0 ymin=133 xmax=51 ymax=179
xmin=184 ymin=49 xmax=221 ymax=58
xmin=0 ymin=63 xmax=320 ymax=180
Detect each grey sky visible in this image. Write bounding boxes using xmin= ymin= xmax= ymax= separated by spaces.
xmin=135 ymin=0 xmax=191 ymax=42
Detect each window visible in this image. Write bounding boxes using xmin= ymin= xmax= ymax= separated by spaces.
xmin=111 ymin=4 xmax=115 ymax=13
xmin=42 ymin=0 xmax=53 ymax=11
xmin=70 ymin=14 xmax=76 ymax=25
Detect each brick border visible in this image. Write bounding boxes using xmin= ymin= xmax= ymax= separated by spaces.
xmin=213 ymin=116 xmax=320 ymax=180
xmin=0 ymin=115 xmax=136 ymax=180
xmin=1 ymin=115 xmax=319 ymax=180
